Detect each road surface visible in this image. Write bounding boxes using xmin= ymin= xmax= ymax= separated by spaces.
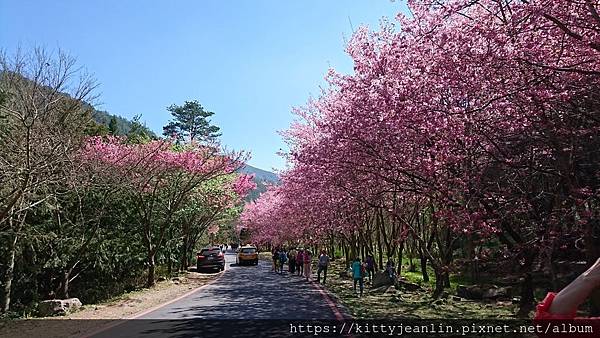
xmin=90 ymin=250 xmax=348 ymax=338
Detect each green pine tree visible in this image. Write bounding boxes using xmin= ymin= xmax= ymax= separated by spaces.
xmin=162 ymin=100 xmax=221 ymax=143
xmin=108 ymin=116 xmax=119 ymax=135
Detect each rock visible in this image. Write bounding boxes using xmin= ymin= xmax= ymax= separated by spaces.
xmin=452 ymin=296 xmax=463 ymax=302
xmin=384 ymin=286 xmax=398 ymax=295
xmin=457 ymin=285 xmax=513 ymax=300
xmin=372 ymin=271 xmax=393 ymax=288
xmin=483 ymin=287 xmax=500 ymax=299
xmin=512 ymin=297 xmax=521 ymax=304
xmin=496 ymin=276 xmax=520 ymax=286
xmin=371 ymin=285 xmax=394 ymax=294
xmin=396 ymin=278 xmax=423 ymax=292
xmin=457 ymin=285 xmax=482 ymax=300
xmin=483 ymin=286 xmax=512 ymax=299
xmin=338 ymin=270 xmax=352 ymax=279
xmin=172 ymin=277 xmax=180 ymax=282
xmin=157 ymin=277 xmax=167 ymax=282
xmin=38 ymin=298 xmax=82 ymax=316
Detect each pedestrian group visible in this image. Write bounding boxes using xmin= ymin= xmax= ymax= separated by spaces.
xmin=271 ymin=247 xmax=330 ymax=283
xmin=270 ymin=247 xmax=396 ymax=298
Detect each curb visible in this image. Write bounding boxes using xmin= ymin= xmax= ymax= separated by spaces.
xmin=310 ymin=280 xmax=352 ymax=321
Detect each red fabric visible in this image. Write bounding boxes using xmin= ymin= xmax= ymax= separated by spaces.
xmin=534 ymin=292 xmax=600 ymax=338
xmin=535 ymin=293 xmax=578 ymax=320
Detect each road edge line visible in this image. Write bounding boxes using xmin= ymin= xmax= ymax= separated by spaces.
xmin=310 ymin=280 xmax=348 ymax=321
xmin=127 ymin=274 xmax=221 ymax=320
xmin=80 ymin=256 xmax=230 ymax=338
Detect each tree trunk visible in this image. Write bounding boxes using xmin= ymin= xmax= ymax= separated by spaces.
xmin=58 ymin=270 xmax=70 ymax=299
xmin=180 ymin=239 xmax=188 ymax=272
xmin=397 ymin=241 xmax=404 ymax=277
xmin=330 ymin=243 xmax=335 ymax=260
xmin=433 ymin=269 xmax=445 ymax=299
xmin=517 ymin=272 xmax=535 ymax=317
xmin=360 ymin=244 xmax=365 ymax=262
xmin=343 ymin=244 xmax=349 ymax=268
xmin=376 ymin=227 xmax=383 ymax=270
xmin=517 ymin=247 xmax=537 ymax=317
xmin=420 ymin=256 xmax=429 ymax=282
xmin=1 ymin=232 xmax=18 ymax=313
xmin=147 ymin=254 xmax=156 ymax=287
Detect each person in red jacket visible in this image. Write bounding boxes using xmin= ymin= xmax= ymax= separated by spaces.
xmin=535 ymin=257 xmax=600 ymax=320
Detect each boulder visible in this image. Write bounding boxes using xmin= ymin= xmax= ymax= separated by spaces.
xmin=456 ymin=285 xmax=484 ymax=300
xmin=483 ymin=286 xmax=512 ymax=299
xmin=338 ymin=270 xmax=352 ymax=279
xmin=396 ymin=278 xmax=423 ymax=292
xmin=371 ymin=285 xmax=394 ymax=294
xmin=38 ymin=298 xmax=82 ymax=316
xmin=384 ymin=286 xmax=398 ymax=295
xmin=456 ymin=285 xmax=513 ymax=300
xmin=496 ymin=276 xmax=520 ymax=286
xmin=372 ymin=271 xmax=393 ymax=288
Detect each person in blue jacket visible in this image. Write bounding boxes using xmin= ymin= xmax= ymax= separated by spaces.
xmin=352 ymin=257 xmax=364 ymax=297
xmin=279 ymin=249 xmax=287 ymax=274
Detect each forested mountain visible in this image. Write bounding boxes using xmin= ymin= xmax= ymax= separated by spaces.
xmin=92 ymin=110 xmax=135 ymax=135
xmin=239 ymin=165 xmax=280 ymax=201
xmin=91 ymin=109 xmax=156 ymax=137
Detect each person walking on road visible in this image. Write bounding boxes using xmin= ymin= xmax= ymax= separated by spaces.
xmin=279 ymin=249 xmax=287 ymax=274
xmin=272 ymin=248 xmax=279 ymax=272
xmin=317 ymin=250 xmax=330 ymax=284
xmin=352 ymin=257 xmax=364 ymax=297
xmin=365 ymin=254 xmax=375 ymax=283
xmin=288 ymin=248 xmax=297 ymax=274
xmin=296 ymin=249 xmax=304 ymax=276
xmin=304 ymin=250 xmax=312 ymax=281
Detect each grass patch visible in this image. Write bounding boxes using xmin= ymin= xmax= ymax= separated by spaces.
xmin=321 ymin=258 xmax=518 ymax=319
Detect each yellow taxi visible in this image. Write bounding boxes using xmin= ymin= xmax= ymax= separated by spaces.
xmin=236 ymin=245 xmax=258 ymax=265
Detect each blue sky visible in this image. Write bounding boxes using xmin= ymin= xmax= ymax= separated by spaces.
xmin=0 ymin=0 xmax=406 ymax=171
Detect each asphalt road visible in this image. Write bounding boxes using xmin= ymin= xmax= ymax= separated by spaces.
xmin=91 ymin=250 xmax=348 ymax=338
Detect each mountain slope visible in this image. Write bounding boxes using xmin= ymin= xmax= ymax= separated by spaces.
xmin=240 ymin=165 xmax=279 ymax=183
xmin=91 ymin=109 xmax=156 ymax=138
xmin=239 ymin=164 xmax=280 ymax=201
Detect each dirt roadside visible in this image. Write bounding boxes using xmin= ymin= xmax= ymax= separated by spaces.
xmin=0 ymin=270 xmax=221 ymax=338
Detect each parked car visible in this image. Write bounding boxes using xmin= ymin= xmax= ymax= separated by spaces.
xmin=236 ymin=245 xmax=258 ymax=265
xmin=196 ymin=247 xmax=225 ymax=272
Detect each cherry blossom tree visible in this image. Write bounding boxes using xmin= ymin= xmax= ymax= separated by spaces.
xmin=243 ymin=0 xmax=600 ymax=315
xmin=83 ymin=137 xmax=247 ymax=286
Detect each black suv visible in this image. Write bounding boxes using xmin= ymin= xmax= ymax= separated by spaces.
xmin=196 ymin=247 xmax=225 ymax=272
